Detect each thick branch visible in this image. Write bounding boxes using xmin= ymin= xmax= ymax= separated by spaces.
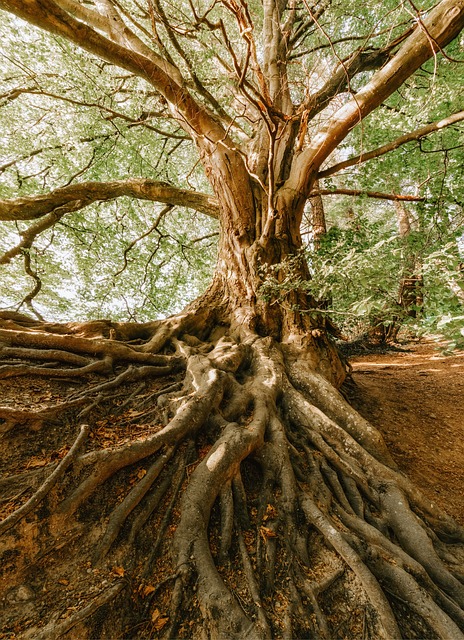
xmin=311 ymin=189 xmax=425 ymax=202
xmin=304 ymin=47 xmax=392 ymax=121
xmin=284 ymin=0 xmax=464 ymax=202
xmin=53 ymin=0 xmax=183 ymax=84
xmin=150 ymin=0 xmax=236 ymax=128
xmin=0 ymin=203 xmax=81 ymax=265
xmin=319 ymin=110 xmax=464 ymax=178
xmin=0 ymin=178 xmax=219 ymax=222
xmin=0 ymin=0 xmax=225 ymax=143
xmin=262 ymin=0 xmax=291 ymax=112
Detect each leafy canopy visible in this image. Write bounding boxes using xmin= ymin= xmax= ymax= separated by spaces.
xmin=0 ymin=0 xmax=462 ymax=329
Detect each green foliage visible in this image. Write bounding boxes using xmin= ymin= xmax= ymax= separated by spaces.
xmin=0 ymin=1 xmax=463 ymax=332
xmin=0 ymin=201 xmax=218 ymax=321
xmin=419 ymin=242 xmax=464 ymax=350
xmin=310 ymin=217 xmax=464 ymax=346
xmin=260 ymin=205 xmax=464 ymax=348
xmin=0 ymin=11 xmax=216 ymax=320
xmin=307 ymin=215 xmax=403 ymax=336
xmin=260 ymin=212 xmax=407 ymax=335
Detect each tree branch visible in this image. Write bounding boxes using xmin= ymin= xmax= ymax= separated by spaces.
xmin=283 ymin=0 xmax=464 ymax=203
xmin=310 ymin=188 xmax=425 ymax=202
xmin=0 ymin=202 xmax=84 ymax=265
xmin=262 ymin=0 xmax=289 ymax=110
xmin=53 ymin=0 xmax=183 ymax=84
xmin=318 ymin=110 xmax=464 ymax=178
xmin=149 ymin=0 xmax=237 ymax=129
xmin=303 ymin=47 xmax=392 ymax=121
xmin=2 ymin=87 xmax=188 ymax=139
xmin=0 ymin=0 xmax=226 ymax=143
xmin=0 ymin=178 xmax=219 ymax=222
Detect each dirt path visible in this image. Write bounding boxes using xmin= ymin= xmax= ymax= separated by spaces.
xmin=347 ymin=340 xmax=464 ymax=525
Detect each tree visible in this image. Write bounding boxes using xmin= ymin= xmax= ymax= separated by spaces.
xmin=313 ymin=69 xmax=464 ymax=344
xmin=1 ymin=1 xmax=464 ymax=638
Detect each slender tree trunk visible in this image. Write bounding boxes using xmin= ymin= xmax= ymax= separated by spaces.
xmin=309 ymin=181 xmax=328 ymax=252
xmin=395 ymin=200 xmax=423 ymax=320
xmin=368 ymin=202 xmax=424 ymax=343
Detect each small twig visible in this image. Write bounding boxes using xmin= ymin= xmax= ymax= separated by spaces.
xmin=31 ymin=527 xmax=83 ymax=564
xmin=31 ymin=582 xmax=124 ymax=640
xmin=78 ymin=394 xmax=105 ymax=419
xmin=115 ymin=382 xmax=145 ymax=413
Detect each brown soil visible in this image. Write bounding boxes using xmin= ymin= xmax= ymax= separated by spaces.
xmin=347 ymin=339 xmax=464 ymax=526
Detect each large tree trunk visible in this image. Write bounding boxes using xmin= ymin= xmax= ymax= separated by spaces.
xmin=187 ymin=170 xmax=347 ymax=388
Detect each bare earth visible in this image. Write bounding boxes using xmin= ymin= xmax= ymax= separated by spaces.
xmin=347 ymin=339 xmax=464 ymax=526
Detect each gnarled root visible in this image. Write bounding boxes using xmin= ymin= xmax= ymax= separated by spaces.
xmin=0 ymin=317 xmax=463 ymax=639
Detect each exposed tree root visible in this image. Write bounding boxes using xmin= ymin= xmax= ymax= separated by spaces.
xmin=0 ymin=424 xmax=90 ymax=536
xmin=23 ymin=582 xmax=125 ymax=640
xmin=0 ymin=399 xmax=83 ymax=433
xmin=0 ymin=315 xmax=463 ymax=640
xmin=0 ymin=358 xmax=113 ymax=380
xmin=93 ymin=446 xmax=177 ymax=562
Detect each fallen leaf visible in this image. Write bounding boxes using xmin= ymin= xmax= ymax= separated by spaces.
xmin=151 ymin=608 xmax=169 ymax=631
xmin=112 ymin=566 xmax=125 ymax=577
xmin=142 ymin=585 xmax=156 ymax=597
xmin=137 ymin=469 xmax=147 ymax=479
xmin=26 ymin=458 xmax=48 ymax=469
xmin=260 ymin=526 xmax=277 ymax=540
xmin=263 ymin=504 xmax=278 ymax=520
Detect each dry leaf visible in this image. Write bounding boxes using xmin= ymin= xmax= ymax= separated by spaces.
xmin=143 ymin=585 xmax=156 ymax=597
xmin=263 ymin=504 xmax=277 ymax=520
xmin=58 ymin=579 xmax=69 ymax=586
xmin=137 ymin=469 xmax=147 ymax=479
xmin=26 ymin=458 xmax=48 ymax=469
xmin=151 ymin=608 xmax=169 ymax=631
xmin=260 ymin=526 xmax=277 ymax=540
xmin=112 ymin=566 xmax=125 ymax=577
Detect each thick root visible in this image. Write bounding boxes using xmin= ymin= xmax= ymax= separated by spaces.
xmin=0 ymin=317 xmax=463 ymax=639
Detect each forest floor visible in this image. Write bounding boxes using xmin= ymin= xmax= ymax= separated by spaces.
xmin=1 ymin=337 xmax=463 ymax=639
xmin=346 ymin=338 xmax=464 ymax=526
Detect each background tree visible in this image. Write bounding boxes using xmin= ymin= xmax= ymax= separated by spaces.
xmin=310 ymin=44 xmax=464 ymax=345
xmin=0 ymin=1 xmax=464 ymax=638
xmin=304 ymin=158 xmax=464 ymax=345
